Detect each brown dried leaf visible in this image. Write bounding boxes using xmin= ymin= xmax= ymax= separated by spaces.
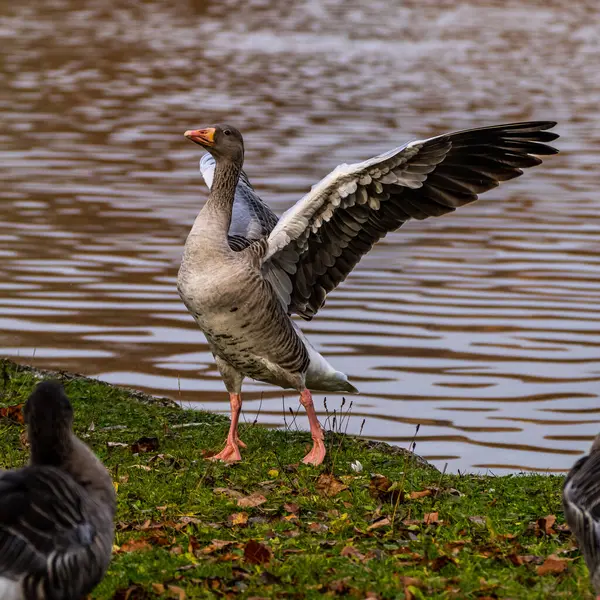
xmin=118 ymin=538 xmax=152 ymax=553
xmin=228 ymin=512 xmax=248 ymax=526
xmin=244 ymin=539 xmax=271 ymax=564
xmin=213 ymin=487 xmax=244 ymax=500
xmin=367 ymin=517 xmax=391 ymax=531
xmin=399 ymin=576 xmax=423 ymax=600
xmin=316 ymin=473 xmax=348 ymax=497
xmin=507 ymin=554 xmax=543 ymax=566
xmin=308 ymin=522 xmax=328 ymax=533
xmin=398 ymin=576 xmax=423 ymax=588
xmin=112 ymin=585 xmax=146 ymax=600
xmin=0 ymin=403 xmax=24 ymax=424
xmin=202 ymin=539 xmax=236 ymax=555
xmin=340 ymin=545 xmax=366 ymax=561
xmin=409 ymin=490 xmax=432 ymax=500
xmin=284 ymin=502 xmax=300 ymax=514
xmin=423 ymin=512 xmax=439 ymax=525
xmin=369 ymin=474 xmax=402 ymax=503
xmin=152 ymin=583 xmax=165 ymax=594
xmin=130 ymin=436 xmax=159 ymax=454
xmin=237 ymin=492 xmax=268 ymax=508
xmin=446 ymin=541 xmax=467 ymax=555
xmin=537 ymin=554 xmax=567 ymax=576
xmin=167 ymin=585 xmax=186 ymax=600
xmin=468 ymin=515 xmax=486 ymax=525
xmin=428 ymin=555 xmax=455 ymax=571
xmin=537 ymin=514 xmax=557 ymax=536
xmin=177 ymin=516 xmax=202 ymax=527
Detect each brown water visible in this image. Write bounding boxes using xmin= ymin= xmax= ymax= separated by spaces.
xmin=2 ymin=0 xmax=599 ymax=473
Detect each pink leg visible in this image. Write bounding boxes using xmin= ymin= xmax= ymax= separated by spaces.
xmin=210 ymin=393 xmax=245 ymax=462
xmin=299 ymin=389 xmax=326 ymax=465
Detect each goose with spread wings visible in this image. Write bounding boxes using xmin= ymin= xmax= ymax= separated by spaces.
xmin=178 ymin=121 xmax=559 ymax=465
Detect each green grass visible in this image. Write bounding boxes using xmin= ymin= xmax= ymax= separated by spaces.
xmin=0 ymin=359 xmax=592 ymax=599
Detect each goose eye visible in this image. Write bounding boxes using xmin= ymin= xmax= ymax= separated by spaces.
xmin=223 ymin=129 xmax=231 ymax=136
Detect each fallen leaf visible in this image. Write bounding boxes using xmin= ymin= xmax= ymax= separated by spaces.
xmin=167 ymin=585 xmax=186 ymax=600
xmin=398 ymin=576 xmax=423 ymax=588
xmin=268 ymin=469 xmax=279 ymax=478
xmin=214 ymin=487 xmax=244 ymax=500
xmin=284 ymin=502 xmax=300 ymax=514
xmin=446 ymin=541 xmax=466 ymax=555
xmin=369 ymin=474 xmax=402 ymax=503
xmin=428 ymin=555 xmax=455 ymax=571
xmin=399 ymin=576 xmax=423 ymax=600
xmin=537 ymin=515 xmax=557 ymax=536
xmin=308 ymin=522 xmax=328 ymax=533
xmin=244 ymin=539 xmax=271 ymax=564
xmin=152 ymin=583 xmax=165 ymax=594
xmin=202 ymin=539 xmax=236 ymax=555
xmin=130 ymin=436 xmax=159 ymax=454
xmin=367 ymin=517 xmax=391 ymax=531
xmin=178 ymin=516 xmax=202 ymax=527
xmin=507 ymin=554 xmax=543 ymax=566
xmin=537 ymin=554 xmax=567 ymax=576
xmin=316 ymin=473 xmax=348 ymax=497
xmin=326 ymin=579 xmax=353 ymax=595
xmin=107 ymin=442 xmax=128 ymax=448
xmin=112 ymin=585 xmax=146 ymax=600
xmin=409 ymin=490 xmax=432 ymax=500
xmin=0 ymin=403 xmax=24 ymax=424
xmin=228 ymin=512 xmax=248 ymax=526
xmin=19 ymin=430 xmax=29 ymax=448
xmin=423 ymin=512 xmax=439 ymax=525
xmin=118 ymin=538 xmax=152 ymax=553
xmin=341 ymin=545 xmax=366 ymax=561
xmin=129 ymin=464 xmax=151 ymax=471
xmin=469 ymin=515 xmax=486 ymax=525
xmin=237 ymin=492 xmax=268 ymax=508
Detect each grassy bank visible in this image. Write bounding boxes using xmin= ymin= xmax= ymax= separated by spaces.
xmin=0 ymin=359 xmax=591 ymax=599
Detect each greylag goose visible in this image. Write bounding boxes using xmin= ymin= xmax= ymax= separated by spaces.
xmin=0 ymin=381 xmax=116 ymax=599
xmin=178 ymin=121 xmax=559 ymax=465
xmin=563 ymin=435 xmax=600 ymax=599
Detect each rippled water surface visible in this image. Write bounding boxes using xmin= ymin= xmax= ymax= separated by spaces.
xmin=2 ymin=0 xmax=599 ymax=472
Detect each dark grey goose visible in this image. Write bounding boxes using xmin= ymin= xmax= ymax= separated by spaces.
xmin=0 ymin=381 xmax=116 ymax=599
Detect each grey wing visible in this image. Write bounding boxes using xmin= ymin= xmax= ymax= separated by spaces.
xmin=0 ymin=466 xmax=112 ymax=597
xmin=199 ymin=153 xmax=278 ymax=242
xmin=563 ymin=447 xmax=600 ymax=574
xmin=262 ymin=121 xmax=559 ymax=319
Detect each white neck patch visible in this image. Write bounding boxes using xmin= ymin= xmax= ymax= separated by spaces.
xmin=199 ymin=153 xmax=215 ymax=189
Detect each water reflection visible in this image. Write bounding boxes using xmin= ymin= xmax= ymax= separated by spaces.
xmin=1 ymin=0 xmax=599 ymax=472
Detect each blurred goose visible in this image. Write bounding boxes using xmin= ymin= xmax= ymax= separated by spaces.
xmin=563 ymin=435 xmax=600 ymax=599
xmin=0 ymin=381 xmax=116 ymax=599
xmin=179 ymin=121 xmax=559 ymax=465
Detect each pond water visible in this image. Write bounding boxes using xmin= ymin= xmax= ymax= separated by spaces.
xmin=2 ymin=0 xmax=599 ymax=472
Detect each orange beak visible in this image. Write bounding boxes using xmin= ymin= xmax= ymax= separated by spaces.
xmin=184 ymin=127 xmax=216 ymax=146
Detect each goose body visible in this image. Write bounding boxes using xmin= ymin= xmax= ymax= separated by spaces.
xmin=0 ymin=381 xmax=116 ymax=599
xmin=563 ymin=435 xmax=600 ymax=598
xmin=179 ymin=122 xmax=559 ymax=464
